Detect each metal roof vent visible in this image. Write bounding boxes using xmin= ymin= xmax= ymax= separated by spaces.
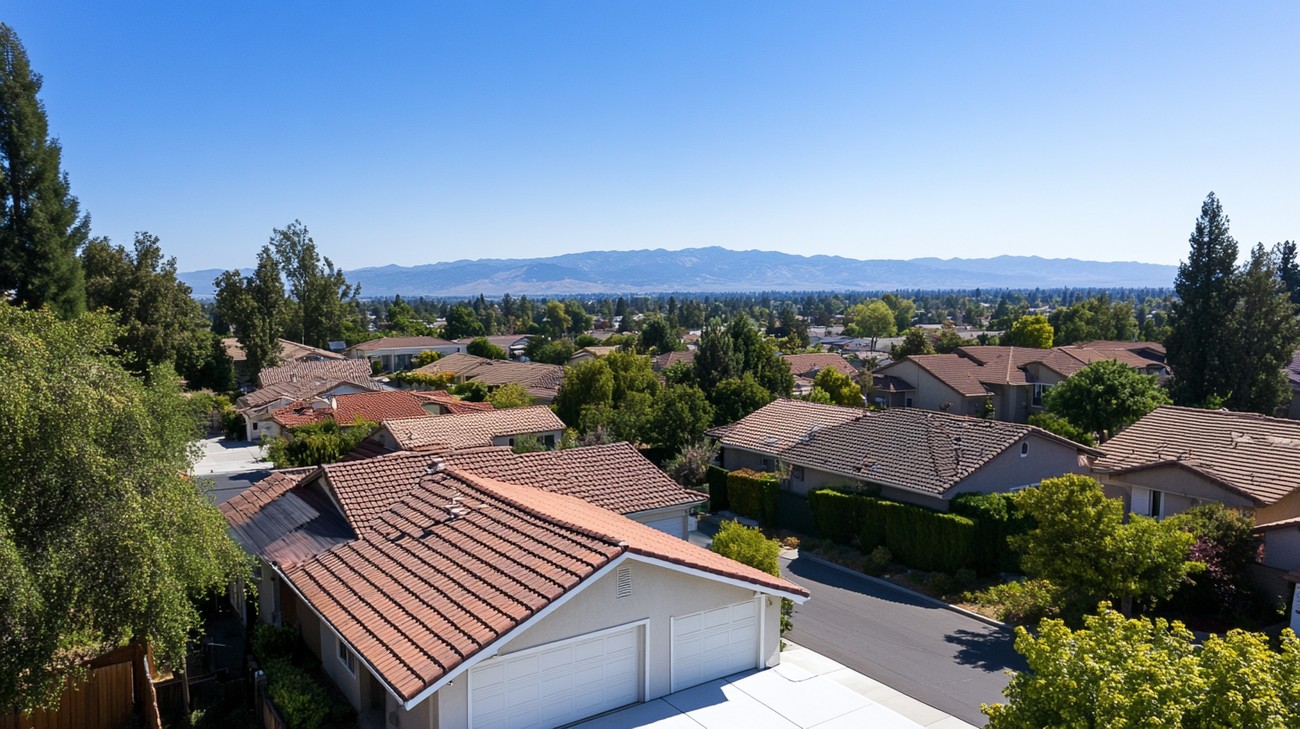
xmin=615 ymin=566 xmax=632 ymax=599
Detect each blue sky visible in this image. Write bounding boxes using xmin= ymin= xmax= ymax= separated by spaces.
xmin=10 ymin=2 xmax=1299 ymax=272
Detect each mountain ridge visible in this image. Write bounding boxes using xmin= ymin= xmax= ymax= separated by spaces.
xmin=179 ymin=246 xmax=1177 ymax=297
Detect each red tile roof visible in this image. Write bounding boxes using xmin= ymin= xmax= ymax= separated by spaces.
xmin=269 ymin=401 xmax=334 ymax=428
xmin=276 ymin=469 xmax=806 ymax=702
xmin=333 ymin=390 xmax=432 ymax=424
xmin=1093 ymin=406 xmax=1300 ymax=506
xmin=258 ymin=358 xmax=375 ymax=388
xmin=383 ymin=407 xmax=566 ymax=451
xmin=783 ymin=353 xmax=857 ymax=379
xmin=652 ymin=350 xmax=696 ymax=371
xmin=223 ymin=338 xmax=344 ymax=364
xmin=412 ymin=390 xmax=495 ymax=414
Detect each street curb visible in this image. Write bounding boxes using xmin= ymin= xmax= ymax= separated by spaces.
xmin=794 ymin=552 xmax=1011 ymax=631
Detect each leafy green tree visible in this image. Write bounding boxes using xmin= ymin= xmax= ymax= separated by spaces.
xmin=381 ymin=295 xmax=430 ymax=337
xmin=0 ymin=304 xmax=249 ymax=710
xmin=662 ymin=439 xmax=720 ymax=489
xmin=711 ymin=374 xmax=773 ymax=426
xmin=1223 ymin=243 xmax=1300 ymax=414
xmin=710 ymin=520 xmax=792 ymax=634
xmin=0 ymin=25 xmax=87 ymax=318
xmin=893 ymin=327 xmax=936 ymax=357
xmin=638 ymin=314 xmax=681 ymax=354
xmin=1043 ymin=359 xmax=1169 ymax=439
xmin=269 ymin=221 xmax=358 ymax=349
xmin=1166 ymin=503 xmax=1259 ymax=614
xmin=466 ymin=337 xmax=507 ymax=360
xmin=984 ymin=605 xmax=1300 ymax=729
xmin=882 ymin=295 xmax=916 ymax=333
xmin=1166 ymin=193 xmax=1240 ymax=407
xmin=1276 ymin=239 xmax=1300 ymax=305
xmin=451 ymin=380 xmax=488 ymax=402
xmin=486 ymin=382 xmax=533 ymax=409
xmin=1026 ymin=412 xmax=1095 ymax=447
xmin=693 ymin=318 xmax=739 ymax=391
xmin=1047 ymin=294 xmax=1137 ymax=346
xmin=647 ymin=384 xmax=714 ymax=453
xmin=1002 ymin=314 xmax=1053 ymax=348
xmin=727 ymin=316 xmax=794 ymax=397
xmin=605 ymin=350 xmax=659 ymax=403
xmin=808 ymin=367 xmax=863 ymax=408
xmin=845 ymin=301 xmax=897 ymax=350
xmin=662 ymin=360 xmax=698 ymax=387
xmin=264 ymin=418 xmax=377 ymax=468
xmin=579 ymin=390 xmax=654 ymax=444
xmin=82 ymin=232 xmax=208 ymax=376
xmin=1011 ymin=475 xmax=1199 ymax=617
xmin=933 ymin=322 xmax=966 ymax=353
xmin=443 ymin=304 xmax=485 ymax=340
xmin=542 ymin=301 xmax=571 ymax=340
xmin=214 ymin=248 xmax=287 ymax=375
xmin=563 ymin=299 xmax=593 ymax=336
xmin=411 ymin=349 xmax=442 ymax=368
xmin=554 ymin=359 xmax=615 ymax=427
xmin=526 ymin=337 xmax=575 ymax=365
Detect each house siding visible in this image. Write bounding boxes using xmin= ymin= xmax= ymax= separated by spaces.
xmin=878 ymin=360 xmax=975 ymax=415
xmin=1260 ymin=489 xmax=1300 ymax=524
xmin=945 ymin=434 xmax=1087 ymax=497
xmin=1094 ymin=465 xmax=1257 ymax=517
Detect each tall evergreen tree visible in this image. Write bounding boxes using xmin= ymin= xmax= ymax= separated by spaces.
xmin=269 ymin=221 xmax=358 ymax=349
xmin=1275 ymin=240 xmax=1300 ymax=306
xmin=693 ymin=318 xmax=739 ymax=391
xmin=1166 ymin=193 xmax=1239 ymax=407
xmin=213 ymin=248 xmax=286 ymax=375
xmin=1223 ymin=244 xmax=1300 ymax=414
xmin=0 ymin=24 xmax=87 ymax=317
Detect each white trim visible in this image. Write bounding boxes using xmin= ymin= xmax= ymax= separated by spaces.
xmin=402 ymin=553 xmax=631 ymax=710
xmin=669 ymin=599 xmax=764 ymax=693
xmin=756 ymin=594 xmax=766 ymax=669
xmin=466 ymin=619 xmax=648 ymax=728
xmin=628 ymin=553 xmax=808 ymax=603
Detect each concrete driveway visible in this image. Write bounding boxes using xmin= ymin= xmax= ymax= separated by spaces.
xmin=192 ymin=436 xmax=268 ymax=475
xmin=573 ymin=644 xmax=972 ymax=729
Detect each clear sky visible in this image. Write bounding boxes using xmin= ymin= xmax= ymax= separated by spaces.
xmin=9 ymin=2 xmax=1299 ymax=272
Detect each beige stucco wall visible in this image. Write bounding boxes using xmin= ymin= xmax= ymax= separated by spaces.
xmin=720 ymin=446 xmax=772 ymax=473
xmin=1260 ymin=489 xmax=1300 ymax=524
xmin=947 ymin=434 xmax=1086 ymax=497
xmin=490 ymin=429 xmax=565 ymax=449
xmin=879 ymin=360 xmax=975 ymax=415
xmin=629 ymin=507 xmax=692 ymax=539
xmin=1262 ymin=528 xmax=1300 ymax=571
xmin=1095 ymin=465 xmax=1256 ymax=517
xmin=433 ymin=558 xmax=780 ymax=728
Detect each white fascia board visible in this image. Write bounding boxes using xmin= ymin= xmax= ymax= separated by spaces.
xmin=401 ymin=552 xmax=631 ymax=711
xmin=628 ymin=553 xmax=809 ymax=604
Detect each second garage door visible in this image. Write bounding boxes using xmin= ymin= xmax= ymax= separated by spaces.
xmin=671 ymin=600 xmax=759 ymax=692
xmin=470 ymin=625 xmax=641 ymax=729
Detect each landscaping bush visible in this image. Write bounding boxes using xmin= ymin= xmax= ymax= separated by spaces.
xmin=710 ymin=520 xmax=793 ymax=634
xmin=966 ymin=578 xmax=1061 ymax=625
xmin=706 ymin=465 xmax=729 ymax=513
xmin=252 ymin=624 xmax=352 ymax=729
xmin=808 ymin=488 xmax=863 ymax=544
xmin=950 ymin=492 xmax=1032 ymax=575
xmin=856 ymin=496 xmax=896 ymax=552
xmin=726 ymin=468 xmax=779 ymax=525
xmin=886 ymin=503 xmax=976 ymax=573
xmin=221 ymin=408 xmax=245 ymax=441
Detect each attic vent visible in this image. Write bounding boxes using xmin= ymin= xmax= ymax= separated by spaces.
xmin=615 ymin=567 xmax=632 ymax=599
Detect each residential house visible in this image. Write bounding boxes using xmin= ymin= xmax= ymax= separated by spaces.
xmin=1285 ymin=349 xmax=1300 ymax=420
xmin=237 ymin=359 xmax=383 ymax=441
xmin=358 ymin=406 xmax=568 ymax=455
xmin=567 ymin=346 xmax=620 ymax=365
xmin=873 ymin=342 xmax=1169 ymax=423
xmin=268 ymin=390 xmax=491 ymax=433
xmin=413 ymin=352 xmax=565 ymax=404
xmin=346 ymin=336 xmax=464 ymax=372
xmin=453 ymin=334 xmax=531 ymax=360
xmin=652 ymin=350 xmax=696 ymax=372
xmin=707 ymin=398 xmax=1096 ymax=511
xmin=222 ymin=337 xmax=344 ymax=386
xmin=782 ymin=353 xmax=859 ymax=396
xmin=221 ymin=463 xmax=807 ymax=728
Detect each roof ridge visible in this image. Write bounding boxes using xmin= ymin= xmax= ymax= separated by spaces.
xmin=444 ymin=469 xmax=629 ymax=550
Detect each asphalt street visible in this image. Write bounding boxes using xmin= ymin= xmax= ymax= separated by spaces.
xmin=196 ymin=470 xmax=270 ymax=505
xmin=779 ymin=555 xmax=1022 ymax=727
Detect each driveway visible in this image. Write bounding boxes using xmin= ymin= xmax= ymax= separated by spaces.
xmin=192 ymin=436 xmax=268 ymax=475
xmin=780 ymin=555 xmax=1021 ymax=726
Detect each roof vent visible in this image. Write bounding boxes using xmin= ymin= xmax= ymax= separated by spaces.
xmin=425 ymin=461 xmax=445 ymax=475
xmin=615 ymin=566 xmax=632 ymax=599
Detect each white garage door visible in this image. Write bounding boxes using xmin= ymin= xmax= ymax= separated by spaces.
xmin=637 ymin=513 xmax=685 ymax=538
xmin=470 ymin=625 xmax=641 ymax=729
xmin=671 ymin=600 xmax=759 ymax=692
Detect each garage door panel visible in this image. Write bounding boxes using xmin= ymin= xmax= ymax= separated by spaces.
xmin=672 ymin=600 xmax=760 ymax=692
xmin=471 ymin=626 xmax=642 ymax=729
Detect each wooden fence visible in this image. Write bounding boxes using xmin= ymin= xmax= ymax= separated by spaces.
xmin=1 ymin=642 xmax=161 ymax=729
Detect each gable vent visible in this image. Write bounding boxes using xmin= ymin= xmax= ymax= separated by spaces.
xmin=615 ymin=566 xmax=632 ymax=599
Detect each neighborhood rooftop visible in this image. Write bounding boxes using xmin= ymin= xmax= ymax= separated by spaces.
xmin=257 ymin=357 xmax=375 ymax=388
xmin=1093 ymin=405 xmax=1300 ymax=506
xmin=382 ymin=406 xmax=566 ymax=451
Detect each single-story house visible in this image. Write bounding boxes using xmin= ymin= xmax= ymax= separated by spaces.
xmin=221 ymin=464 xmax=807 ymax=729
xmin=782 ymin=353 xmax=859 ymax=397
xmin=237 ymin=359 xmax=384 ymax=441
xmin=346 ymin=336 xmax=464 ymax=372
xmin=567 ymin=346 xmax=620 ymax=365
xmin=707 ymin=398 xmax=1097 ymax=510
xmin=268 ymin=390 xmax=491 ymax=433
xmin=873 ymin=342 xmax=1169 ymax=423
xmin=359 ymin=406 xmax=568 ymax=455
xmin=222 ymin=337 xmax=344 ymax=385
xmin=452 ymin=335 xmax=531 ymax=360
xmin=651 ymin=350 xmax=696 ymax=372
xmin=413 ymin=353 xmax=565 ymax=404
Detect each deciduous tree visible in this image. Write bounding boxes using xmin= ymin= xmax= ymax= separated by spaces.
xmin=647 ymin=384 xmax=714 ymax=453
xmin=893 ymin=327 xmax=936 ymax=358
xmin=269 ymin=221 xmax=358 ymax=349
xmin=214 ymin=248 xmax=287 ymax=375
xmin=466 ymin=337 xmax=507 ymax=360
xmin=554 ymin=359 xmax=614 ymax=427
xmin=486 ymin=382 xmax=533 ymax=409
xmin=844 ymin=301 xmax=897 ymax=350
xmin=808 ymin=367 xmax=863 ymax=408
xmin=711 ymin=374 xmax=773 ymax=426
xmin=1002 ymin=314 xmax=1053 ymax=349
xmin=1043 ymin=359 xmax=1169 ymax=439
xmin=443 ymin=304 xmax=485 ymax=341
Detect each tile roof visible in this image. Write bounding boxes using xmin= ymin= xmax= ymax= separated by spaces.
xmin=223 ymin=338 xmax=344 ymax=364
xmin=783 ymin=353 xmax=858 ymax=378
xmin=1288 ymin=348 xmax=1300 ymax=389
xmin=871 ymin=374 xmax=916 ymax=393
xmin=275 ymin=469 xmax=806 ymax=702
xmin=382 ymin=407 xmax=566 ymax=451
xmin=334 ymin=390 xmax=433 ymax=424
xmin=269 ymin=401 xmax=333 ymax=428
xmin=347 ymin=336 xmax=456 ymax=353
xmin=412 ymin=390 xmax=496 ymax=415
xmin=220 ymin=469 xmax=352 ymax=565
xmin=901 ymin=354 xmax=992 ymax=397
xmin=1093 ymin=406 xmax=1300 ymax=506
xmin=709 ymin=399 xmax=1093 ymax=496
xmin=239 ymin=375 xmax=384 ymax=412
xmin=415 ymin=353 xmax=564 ymax=398
xmin=257 ymin=358 xmax=375 ymax=388
xmin=652 ymin=350 xmax=696 ymax=371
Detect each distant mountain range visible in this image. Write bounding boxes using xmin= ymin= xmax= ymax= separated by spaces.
xmin=180 ymin=247 xmax=1177 ymax=297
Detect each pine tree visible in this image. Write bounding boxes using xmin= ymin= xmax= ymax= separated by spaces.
xmin=1275 ymin=240 xmax=1300 ymax=306
xmin=1223 ymin=244 xmax=1300 ymax=414
xmin=0 ymin=24 xmax=87 ymax=317
xmin=1166 ymin=193 xmax=1239 ymax=407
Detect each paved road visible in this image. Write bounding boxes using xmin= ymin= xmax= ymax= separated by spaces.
xmin=780 ymin=555 xmax=1022 ymax=727
xmin=196 ymin=470 xmax=271 ymax=505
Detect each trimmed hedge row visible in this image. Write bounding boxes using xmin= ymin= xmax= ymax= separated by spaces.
xmin=727 ymin=469 xmax=780 ymax=526
xmin=810 ymin=488 xmax=976 ymax=573
xmin=706 ymin=465 xmax=730 ymax=513
xmin=950 ymin=492 xmax=1031 ymax=575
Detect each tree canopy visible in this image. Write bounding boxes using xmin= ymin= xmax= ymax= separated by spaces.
xmin=466 ymin=337 xmax=508 ymax=360
xmin=1223 ymin=243 xmax=1300 ymax=414
xmin=0 ymin=303 xmax=248 ymax=710
xmin=1043 ymin=359 xmax=1169 ymax=439
xmin=808 ymin=367 xmax=863 ymax=407
xmin=486 ymin=382 xmax=533 ymax=409
xmin=1002 ymin=314 xmax=1053 ymax=348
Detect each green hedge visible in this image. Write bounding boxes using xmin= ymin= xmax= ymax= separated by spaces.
xmin=706 ymin=465 xmax=730 ymax=513
xmin=950 ymin=492 xmax=1032 ymax=575
xmin=727 ymin=469 xmax=780 ymax=526
xmin=810 ymin=488 xmax=978 ymax=573
xmin=809 ymin=489 xmax=863 ymax=544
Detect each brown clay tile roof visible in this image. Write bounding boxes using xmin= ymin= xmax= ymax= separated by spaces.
xmin=270 ymin=401 xmax=334 ymax=428
xmin=652 ymin=350 xmax=696 ymax=371
xmin=412 ymin=391 xmax=496 ymax=414
xmin=220 ymin=469 xmax=352 ymax=565
xmin=871 ymin=374 xmax=916 ymax=393
xmin=706 ymin=398 xmax=864 ymax=453
xmin=239 ymin=376 xmax=385 ymax=412
xmin=275 ymin=469 xmax=805 ymax=702
xmin=223 ymin=338 xmax=345 ymax=364
xmin=346 ymin=336 xmax=455 ymax=353
xmin=258 ymin=358 xmax=375 ymax=388
xmin=1093 ymin=405 xmax=1300 ymax=506
xmin=334 ymin=390 xmax=433 ymax=424
xmin=415 ymin=353 xmax=564 ymax=399
xmin=899 ymin=354 xmax=992 ymax=397
xmin=783 ymin=353 xmax=858 ymax=379
xmin=1288 ymin=349 xmax=1300 ymax=389
xmin=382 ymin=407 xmax=565 ymax=451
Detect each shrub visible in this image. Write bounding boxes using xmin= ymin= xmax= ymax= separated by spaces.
xmin=264 ymin=418 xmax=377 ymax=468
xmin=726 ymin=469 xmax=780 ymax=525
xmin=706 ymin=465 xmax=729 ymax=512
xmin=966 ymin=578 xmax=1061 ymax=625
xmin=950 ymin=492 xmax=1033 ymax=575
xmin=711 ymin=520 xmax=780 ymax=578
xmin=662 ymin=439 xmax=720 ymax=489
xmin=262 ymin=658 xmax=332 ymax=729
xmin=808 ymin=488 xmax=864 ymax=544
xmin=860 ymin=546 xmax=893 ymax=576
xmin=252 ymin=623 xmax=302 ymax=663
xmin=221 ymin=408 xmax=245 ymax=441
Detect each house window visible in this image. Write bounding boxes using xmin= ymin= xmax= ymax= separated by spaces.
xmin=1020 ymin=441 xmax=1029 ymax=457
xmin=544 ymin=434 xmax=556 ymax=448
xmin=337 ymin=637 xmax=357 ymax=676
xmin=905 ymin=397 xmax=913 ymax=408
xmin=252 ymin=422 xmax=259 ymax=430
xmin=508 ymin=438 xmax=515 ymax=446
xmin=1031 ymin=384 xmax=1052 ymax=407
xmin=761 ymin=457 xmax=774 ymax=471
xmin=793 ymin=466 xmax=805 ymax=481
xmin=1131 ymin=487 xmax=1164 ymax=519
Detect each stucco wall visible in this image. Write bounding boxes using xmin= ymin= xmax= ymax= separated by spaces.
xmin=1260 ymin=489 xmax=1300 ymax=524
xmin=1096 ymin=465 xmax=1256 ymax=517
xmin=947 ymin=434 xmax=1086 ymax=498
xmin=881 ymin=360 xmax=973 ymax=415
xmin=628 ymin=508 xmax=691 ymax=539
xmin=433 ymin=558 xmax=779 ymax=728
xmin=720 ymin=447 xmax=772 ymax=473
xmin=1262 ymin=528 xmax=1300 ymax=571
xmin=490 ymin=429 xmax=564 ymax=449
